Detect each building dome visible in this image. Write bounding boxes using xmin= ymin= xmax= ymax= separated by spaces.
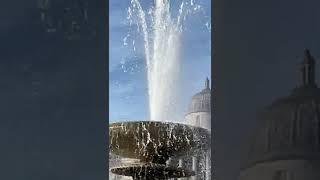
xmin=188 ymin=78 xmax=211 ymax=114
xmin=183 ymin=77 xmax=212 ymax=180
xmin=244 ymin=49 xmax=320 ymax=169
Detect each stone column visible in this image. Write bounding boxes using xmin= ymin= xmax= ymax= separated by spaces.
xmin=179 ymin=158 xmax=184 ymax=168
xmin=192 ymin=156 xmax=198 ymax=180
xmin=205 ymin=151 xmax=211 ymax=180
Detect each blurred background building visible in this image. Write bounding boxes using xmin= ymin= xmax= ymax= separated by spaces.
xmin=239 ymin=50 xmax=320 ymax=180
xmin=37 ymin=0 xmax=96 ymax=40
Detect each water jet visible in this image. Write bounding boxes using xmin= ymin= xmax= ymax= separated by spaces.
xmin=109 ymin=0 xmax=211 ymax=179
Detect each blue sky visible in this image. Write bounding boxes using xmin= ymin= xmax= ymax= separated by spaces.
xmin=109 ymin=0 xmax=211 ymax=123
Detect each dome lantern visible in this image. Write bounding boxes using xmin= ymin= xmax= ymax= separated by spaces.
xmin=301 ymin=49 xmax=316 ymax=87
xmin=205 ymin=77 xmax=210 ymax=89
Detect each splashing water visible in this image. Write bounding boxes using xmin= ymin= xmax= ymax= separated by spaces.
xmin=125 ymin=0 xmax=210 ymax=121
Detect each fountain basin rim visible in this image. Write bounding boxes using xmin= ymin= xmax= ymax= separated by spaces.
xmin=109 ymin=120 xmax=211 ymax=132
xmin=109 ymin=120 xmax=211 ymax=161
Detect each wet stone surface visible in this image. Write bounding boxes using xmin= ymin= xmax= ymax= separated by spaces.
xmin=109 ymin=121 xmax=211 ymax=179
xmin=111 ymin=163 xmax=194 ymax=179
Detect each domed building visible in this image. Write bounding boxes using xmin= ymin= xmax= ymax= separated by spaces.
xmin=185 ymin=78 xmax=211 ymax=130
xmin=239 ymin=49 xmax=320 ymax=180
xmin=178 ymin=78 xmax=212 ymax=180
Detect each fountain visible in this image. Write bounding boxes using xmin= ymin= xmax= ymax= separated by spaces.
xmin=109 ymin=0 xmax=211 ymax=179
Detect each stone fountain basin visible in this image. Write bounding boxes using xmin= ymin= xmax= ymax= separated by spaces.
xmin=109 ymin=121 xmax=211 ymax=164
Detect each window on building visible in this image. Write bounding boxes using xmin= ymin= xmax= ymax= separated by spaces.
xmin=196 ymin=115 xmax=200 ymax=126
xmin=273 ymin=170 xmax=290 ymax=180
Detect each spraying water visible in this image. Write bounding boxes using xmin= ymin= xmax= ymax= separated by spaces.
xmin=126 ymin=0 xmax=209 ymax=121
